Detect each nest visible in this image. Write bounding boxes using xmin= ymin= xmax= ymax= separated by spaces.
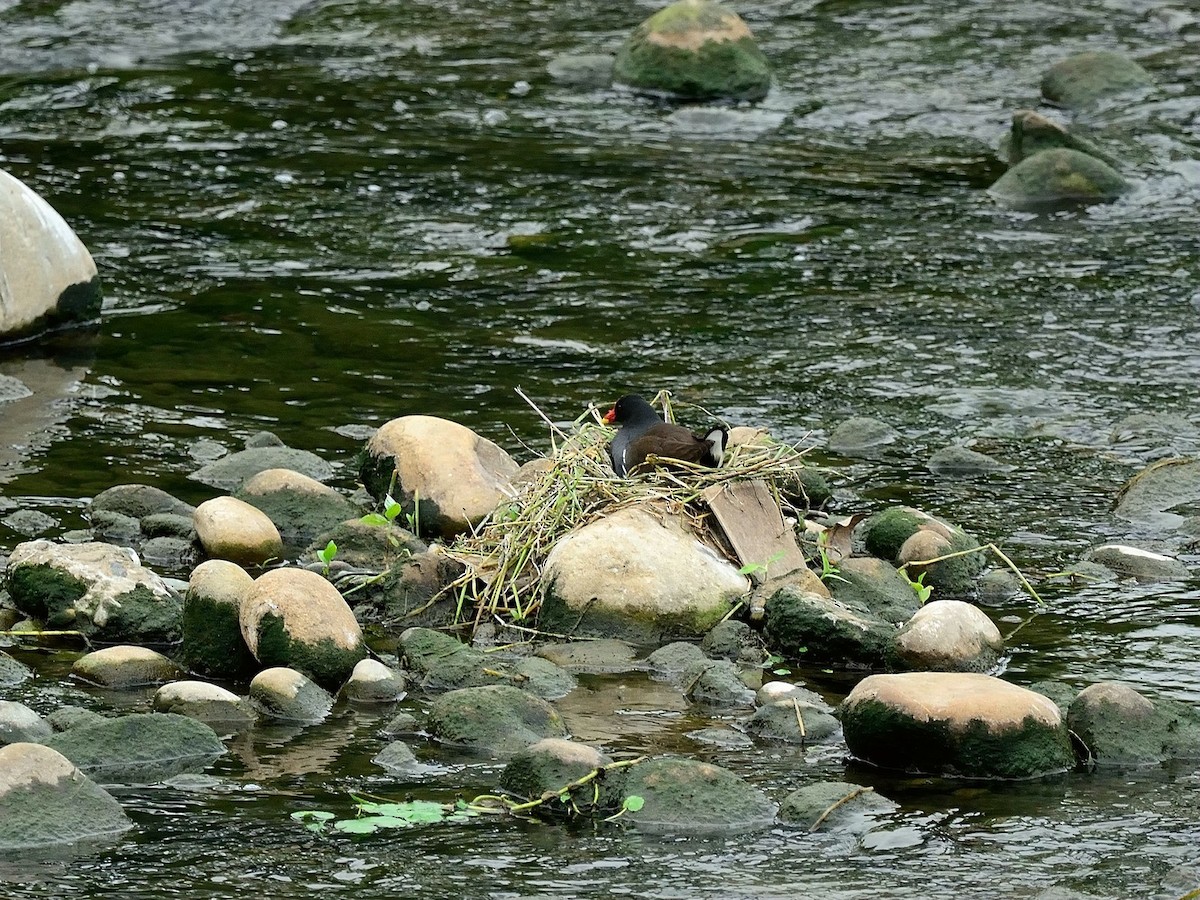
xmin=441 ymin=395 xmax=818 ymax=632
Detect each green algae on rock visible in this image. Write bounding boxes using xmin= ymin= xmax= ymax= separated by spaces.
xmin=1041 ymin=50 xmax=1153 ymax=109
xmin=613 ymin=0 xmax=771 ymax=102
xmin=989 ymin=148 xmax=1128 ymax=208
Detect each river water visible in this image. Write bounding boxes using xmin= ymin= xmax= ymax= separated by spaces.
xmin=2 ymin=0 xmax=1200 ymax=897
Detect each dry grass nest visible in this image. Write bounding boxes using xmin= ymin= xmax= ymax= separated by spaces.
xmin=441 ymin=397 xmax=821 ymax=632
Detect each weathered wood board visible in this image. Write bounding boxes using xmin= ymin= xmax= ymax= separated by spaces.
xmin=702 ymin=480 xmax=808 ymax=585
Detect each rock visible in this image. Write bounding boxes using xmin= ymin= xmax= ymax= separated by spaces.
xmin=510 ymin=657 xmax=577 ymax=701
xmin=500 ymin=738 xmax=617 ymax=812
xmin=1110 ymin=413 xmax=1200 ymax=454
xmin=0 ymin=700 xmax=53 ymax=745
xmin=745 ymin=700 xmax=840 ymax=744
xmin=5 ymin=540 xmax=182 ymax=642
xmin=535 ymin=639 xmax=642 ymax=674
xmin=72 ymin=646 xmax=183 ymax=689
xmin=235 ymin=468 xmax=361 ymax=557
xmin=425 ymin=684 xmax=568 ymax=755
xmin=755 ymin=680 xmax=830 ymax=710
xmin=359 ymin=415 xmax=519 ymax=540
xmin=989 ymin=148 xmax=1128 ymax=208
xmin=1081 ymin=544 xmax=1189 ymax=581
xmin=839 ymin=673 xmax=1074 ymax=778
xmin=763 ymin=585 xmax=893 ymax=669
xmin=547 ymin=53 xmax=615 ymax=89
xmin=701 ymin=619 xmax=767 ymax=664
xmin=88 ymin=509 xmax=142 ymax=547
xmin=1066 ymin=682 xmax=1200 ymax=766
xmin=43 ymin=712 xmax=226 ymax=783
xmin=612 ymin=0 xmax=770 ymax=102
xmin=305 ymin=517 xmax=426 ymax=572
xmin=0 ymin=650 xmax=31 ymax=686
xmin=827 ymin=556 xmax=922 ymax=625
xmin=827 ymin=417 xmax=899 ymax=456
xmin=240 ymin=567 xmax=367 ymax=689
xmin=860 ymin=507 xmax=946 ymax=561
xmin=779 ymin=781 xmax=898 ymax=834
xmin=977 ymin=569 xmax=1022 ymax=606
xmin=619 ymin=756 xmax=776 ymax=834
xmin=1041 ymin=50 xmax=1154 ymax=109
xmin=646 ymin=641 xmax=711 ymax=682
xmin=371 ymin=740 xmax=423 ymax=776
xmin=341 ymin=658 xmax=407 ymax=703
xmin=1003 ymin=109 xmax=1118 ymax=167
xmin=180 ymin=559 xmax=258 ymax=679
xmin=1 ymin=509 xmax=56 ymax=536
xmin=927 ymin=446 xmax=1008 ymax=477
xmin=362 ymin=547 xmax=462 ymax=627
xmin=891 ymin=600 xmax=1004 ymax=673
xmin=0 ymin=168 xmax=102 ymax=343
xmin=686 ymin=660 xmax=756 ymax=708
xmin=248 ymin=667 xmax=334 ymax=723
xmin=380 ymin=711 xmax=420 ymax=736
xmin=686 ymin=726 xmax=754 ymax=750
xmin=89 ymin=484 xmax=194 ymax=521
xmin=540 ymin=504 xmax=748 ymax=643
xmin=896 ymin=527 xmax=986 ymax=599
xmin=44 ymin=706 xmax=106 ymax=732
xmin=1114 ymin=457 xmax=1200 ymax=530
xmin=190 ymin=437 xmax=334 ymax=492
xmin=0 ymin=743 xmax=131 ymax=850
xmin=193 ymin=496 xmax=284 ymax=568
xmin=398 ymin=627 xmax=492 ymax=691
xmin=152 ymin=681 xmax=256 ymax=728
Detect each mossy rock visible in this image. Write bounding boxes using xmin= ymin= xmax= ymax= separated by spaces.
xmin=179 ymin=586 xmax=258 ymax=679
xmin=425 ymin=684 xmax=568 ymax=756
xmin=745 ymin=700 xmax=840 ymax=744
xmin=762 ymin=585 xmax=893 ymax=669
xmin=861 ymin=508 xmax=928 ymax=561
xmin=254 ymin=612 xmax=367 ymax=691
xmin=499 ymin=738 xmax=622 ymax=814
xmin=989 ymin=148 xmax=1128 ymax=209
xmin=827 ymin=556 xmax=921 ymax=625
xmin=613 ymin=0 xmax=770 ymax=102
xmin=1066 ymin=682 xmax=1200 ymax=767
xmin=898 ymin=528 xmax=987 ymax=599
xmin=1003 ymin=109 xmax=1119 ymax=168
xmin=398 ymin=627 xmax=492 ymax=691
xmin=778 ymin=780 xmax=898 ymax=833
xmin=619 ymin=756 xmax=776 ymax=834
xmin=1041 ymin=50 xmax=1153 ymax=109
xmin=43 ymin=712 xmax=226 ymax=783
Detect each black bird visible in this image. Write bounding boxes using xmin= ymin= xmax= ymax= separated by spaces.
xmin=602 ymin=394 xmax=727 ymax=477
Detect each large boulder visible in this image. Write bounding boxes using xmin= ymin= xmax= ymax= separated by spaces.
xmin=359 ymin=415 xmax=519 ymax=540
xmin=839 ymin=673 xmax=1074 ymax=778
xmin=179 ymin=559 xmax=258 ymax=679
xmin=240 ymin=567 xmax=367 ymax=689
xmin=890 ymin=600 xmax=1003 ymax=673
xmin=43 ymin=712 xmax=226 ymax=783
xmin=0 ymin=168 xmax=102 ymax=343
xmin=1041 ymin=50 xmax=1154 ymax=109
xmin=425 ymin=684 xmax=568 ymax=755
xmin=612 ymin=0 xmax=771 ymax=102
xmin=1066 ymin=682 xmax=1200 ymax=767
xmin=234 ymin=468 xmax=360 ymax=556
xmin=989 ymin=148 xmax=1128 ymax=209
xmin=5 ymin=540 xmax=182 ymax=642
xmin=539 ymin=504 xmax=748 ymax=643
xmin=618 ymin=756 xmax=776 ymax=834
xmin=0 ymin=743 xmax=131 ymax=850
xmin=193 ymin=496 xmax=284 ymax=568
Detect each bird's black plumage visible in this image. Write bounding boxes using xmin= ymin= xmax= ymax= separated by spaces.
xmin=603 ymin=394 xmax=727 ymax=476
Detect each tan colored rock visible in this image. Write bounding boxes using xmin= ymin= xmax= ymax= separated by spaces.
xmin=541 ymin=504 xmax=748 ymax=642
xmin=845 ymin=672 xmax=1061 ymax=733
xmin=892 ymin=600 xmax=1003 ymax=673
xmin=0 ymin=168 xmax=101 ymax=341
xmin=897 ymin=528 xmax=952 ymax=568
xmin=248 ymin=667 xmax=334 ymax=722
xmin=240 ymin=468 xmax=339 ymax=497
xmin=365 ymin=415 xmax=519 ymax=539
xmin=188 ymin=558 xmax=254 ymax=606
xmin=153 ymin=681 xmax=255 ymax=726
xmin=194 ymin=496 xmax=283 ymax=567
xmin=72 ymin=645 xmax=183 ymax=688
xmin=341 ymin=658 xmax=407 ymax=703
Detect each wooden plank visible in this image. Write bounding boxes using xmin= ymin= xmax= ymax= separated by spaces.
xmin=702 ymin=480 xmax=808 ymax=586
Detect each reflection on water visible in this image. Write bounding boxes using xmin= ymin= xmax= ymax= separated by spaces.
xmin=2 ymin=0 xmax=1200 ymax=896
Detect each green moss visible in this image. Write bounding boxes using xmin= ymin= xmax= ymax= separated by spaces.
xmin=621 ymin=757 xmax=776 ymax=833
xmin=841 ymin=698 xmax=1074 ymax=778
xmin=990 ymin=148 xmax=1128 ymax=207
xmin=44 ymin=713 xmax=226 ymax=783
xmin=102 ymin=584 xmax=183 ymax=643
xmin=921 ymin=530 xmax=988 ymax=599
xmin=5 ymin=563 xmax=87 ymax=623
xmin=180 ymin=593 xmax=258 ymax=678
xmin=862 ymin=509 xmax=925 ymax=561
xmin=762 ymin=586 xmax=892 ymax=667
xmin=614 ymin=36 xmax=770 ymax=101
xmin=426 ymin=685 xmax=567 ymax=755
xmin=254 ymin=613 xmax=366 ymax=690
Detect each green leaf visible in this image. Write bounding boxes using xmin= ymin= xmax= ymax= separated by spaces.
xmin=335 ymin=815 xmax=412 ymax=833
xmin=360 ymin=512 xmax=389 ymax=527
xmin=291 ymin=810 xmax=335 ymax=823
xmin=355 ymin=799 xmax=450 ymax=824
xmin=318 ymin=540 xmax=337 ymax=564
xmin=622 ymin=795 xmax=645 ymax=812
xmin=772 ymin=667 xmax=791 ymax=676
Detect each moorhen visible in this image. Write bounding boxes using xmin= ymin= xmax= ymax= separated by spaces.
xmin=602 ymin=394 xmax=728 ymax=477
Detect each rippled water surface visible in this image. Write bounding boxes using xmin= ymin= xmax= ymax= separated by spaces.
xmin=2 ymin=0 xmax=1200 ymax=896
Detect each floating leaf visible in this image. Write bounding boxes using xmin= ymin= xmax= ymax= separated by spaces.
xmin=335 ymin=815 xmax=412 ymax=833
xmin=291 ymin=810 xmax=335 ymax=831
xmin=622 ymin=795 xmax=645 ymax=812
xmin=355 ymin=799 xmax=452 ymax=824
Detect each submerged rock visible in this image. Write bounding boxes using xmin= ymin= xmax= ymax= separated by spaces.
xmin=989 ymin=148 xmax=1128 ymax=208
xmin=779 ymin=780 xmax=899 ymax=834
xmin=190 ymin=434 xmax=334 ymax=492
xmin=248 ymin=667 xmax=334 ymax=723
xmin=745 ymin=699 xmax=840 ymax=744
xmin=0 ymin=700 xmax=53 ymax=745
xmin=6 ymin=540 xmax=182 ymax=642
xmin=240 ymin=567 xmax=367 ymax=689
xmin=540 ymin=504 xmax=748 ymax=643
xmin=927 ymin=445 xmax=1009 ymax=478
xmin=619 ymin=756 xmax=776 ymax=834
xmin=1066 ymin=682 xmax=1200 ymax=767
xmin=547 ymin=53 xmax=615 ymax=89
xmin=72 ymin=645 xmax=183 ymax=689
xmin=612 ymin=0 xmax=770 ymax=102
xmin=180 ymin=559 xmax=258 ymax=679
xmin=0 ymin=743 xmax=131 ymax=850
xmin=890 ymin=600 xmax=1003 ymax=673
xmin=827 ymin=417 xmax=899 ymax=456
xmin=1003 ymin=109 xmax=1118 ymax=168
xmin=1041 ymin=50 xmax=1154 ymax=109
xmin=500 ymin=738 xmax=618 ymax=812
xmin=839 ymin=673 xmax=1074 ymax=778
xmin=1113 ymin=457 xmax=1200 ymax=531
xmin=425 ymin=684 xmax=568 ymax=755
xmin=193 ymin=496 xmax=284 ymax=568
xmin=1081 ymin=544 xmax=1189 ymax=581
xmin=0 ymin=168 xmax=102 ymax=344
xmin=360 ymin=415 xmax=519 ymax=541
xmin=43 ymin=712 xmax=226 ymax=784
xmin=535 ymin=639 xmax=643 ymax=674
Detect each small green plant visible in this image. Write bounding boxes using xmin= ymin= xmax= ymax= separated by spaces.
xmin=761 ymin=652 xmax=792 ymax=676
xmin=361 ymin=493 xmax=403 ymax=529
xmin=903 ymin=569 xmax=933 ymax=604
xmin=604 ymin=795 xmax=645 ymax=823
xmin=315 ymin=540 xmax=338 ymax=576
xmin=816 ymin=532 xmax=849 ymax=584
xmin=738 ymin=550 xmax=786 ymax=579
